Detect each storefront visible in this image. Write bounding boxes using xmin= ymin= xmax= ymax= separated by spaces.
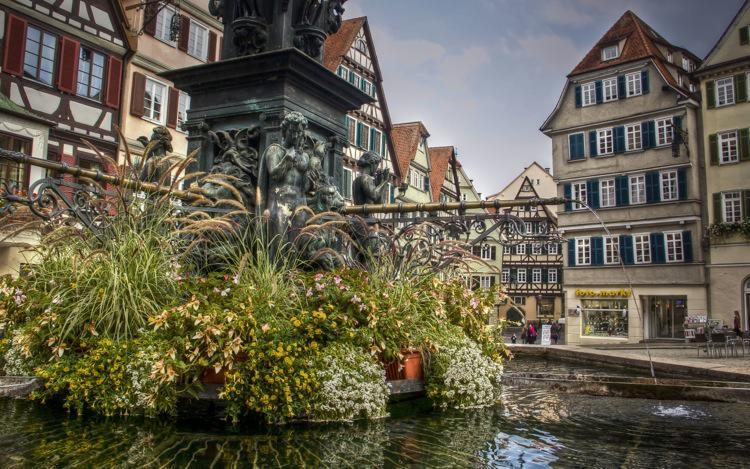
xmin=581 ymin=298 xmax=629 ymax=338
xmin=644 ymin=296 xmax=687 ymax=339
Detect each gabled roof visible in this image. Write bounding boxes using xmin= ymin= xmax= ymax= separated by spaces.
xmin=427 ymin=146 xmax=458 ymax=202
xmin=487 ymin=162 xmax=550 ymax=200
xmin=323 ymin=17 xmax=367 ymax=72
xmin=570 ymin=10 xmax=698 ymax=79
xmin=391 ymin=122 xmax=430 ymax=178
xmin=698 ymin=0 xmax=750 ymax=72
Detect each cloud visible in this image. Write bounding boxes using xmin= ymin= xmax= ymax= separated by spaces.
xmin=540 ymin=0 xmax=595 ymax=27
xmin=516 ymin=33 xmax=584 ymax=71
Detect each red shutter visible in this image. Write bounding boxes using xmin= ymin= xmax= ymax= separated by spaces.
xmin=143 ymin=3 xmax=158 ymax=37
xmin=129 ymin=72 xmax=146 ymax=117
xmin=57 ymin=37 xmax=80 ymax=94
xmin=177 ymin=16 xmax=190 ymax=52
xmin=104 ymin=55 xmax=123 ymax=109
xmin=208 ymin=31 xmax=217 ymax=62
xmin=166 ymin=87 xmax=179 ymax=129
xmin=3 ymin=15 xmax=28 ymax=76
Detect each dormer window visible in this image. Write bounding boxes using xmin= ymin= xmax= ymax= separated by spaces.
xmin=601 ymin=44 xmax=619 ymax=61
xmin=667 ymin=51 xmax=673 ymax=63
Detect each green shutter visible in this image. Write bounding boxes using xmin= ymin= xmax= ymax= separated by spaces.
xmin=706 ymin=80 xmax=716 ymax=109
xmin=741 ymin=26 xmax=750 ymax=45
xmin=743 ymin=190 xmax=750 ymax=220
xmin=709 ymin=134 xmax=719 ymax=165
xmin=713 ymin=192 xmax=722 ymax=223
xmin=740 ymin=128 xmax=750 ymax=161
xmin=736 ymin=74 xmax=747 ymax=102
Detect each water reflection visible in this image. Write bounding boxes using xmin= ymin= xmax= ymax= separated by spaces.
xmin=1 ymin=359 xmax=749 ymax=467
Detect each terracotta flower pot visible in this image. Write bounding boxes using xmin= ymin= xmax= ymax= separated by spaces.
xmin=402 ymin=352 xmax=423 ymax=380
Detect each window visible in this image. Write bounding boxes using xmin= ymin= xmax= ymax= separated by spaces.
xmin=525 ymin=222 xmax=533 ymax=234
xmin=23 ymin=26 xmax=57 ymax=85
xmin=144 ymin=77 xmax=167 ymax=123
xmin=716 ymin=77 xmax=735 ymax=106
xmin=604 ymin=236 xmax=620 ymax=264
xmin=360 ymin=78 xmax=372 ymax=96
xmin=341 ymin=167 xmax=353 ymax=199
xmin=600 ymin=179 xmax=616 ymax=208
xmin=581 ymin=82 xmax=596 ymax=106
xmin=665 ymin=232 xmax=684 ymax=263
xmin=597 ymin=128 xmax=614 ymax=155
xmin=602 ymin=77 xmax=618 ymax=101
xmin=503 ymin=245 xmax=511 ymax=255
xmin=548 ymin=243 xmax=558 ymax=255
xmin=187 ymin=21 xmax=209 ymax=60
xmin=634 ymin=234 xmax=651 ymax=264
xmin=532 ymin=268 xmax=542 ymax=284
xmin=689 ymin=83 xmax=696 ymax=93
xmin=501 ymin=268 xmax=510 ymax=284
xmin=667 ymin=52 xmax=673 ymax=63
xmin=719 ymin=131 xmax=739 ymax=164
xmin=568 ymin=132 xmax=585 ymax=160
xmin=337 ymin=65 xmax=349 ymax=80
xmin=548 ymin=269 xmax=558 ymax=284
xmin=516 ymin=244 xmax=526 ymax=255
xmin=347 ymin=117 xmax=356 ymax=143
xmin=656 ymin=118 xmax=673 ymax=146
xmin=479 ymin=276 xmax=493 ymax=289
xmin=572 ymin=182 xmax=587 ymax=210
xmin=681 ymin=58 xmax=692 ymax=71
xmin=480 ymin=244 xmax=493 ymax=260
xmin=177 ymin=92 xmax=191 ymax=129
xmin=0 ymin=133 xmax=32 ymax=192
xmin=357 ymin=122 xmax=370 ymax=149
xmin=576 ymin=237 xmax=591 ymax=266
xmin=626 ymin=72 xmax=642 ymax=97
xmin=625 ymin=124 xmax=642 ymax=151
xmin=154 ymin=6 xmax=177 ymax=44
xmin=723 ymin=192 xmax=742 ymax=223
xmin=76 ymin=47 xmax=105 ymax=101
xmin=349 ymin=71 xmax=361 ymax=89
xmin=582 ymin=298 xmax=628 ymax=337
xmin=629 ymin=174 xmax=646 ymax=205
xmin=370 ymin=128 xmax=382 ymax=154
xmin=512 ymin=296 xmax=526 ymax=305
xmin=532 ymin=244 xmax=542 ymax=255
xmin=660 ymin=170 xmax=678 ymax=201
xmin=602 ymin=45 xmax=619 ymax=61
xmin=409 ymin=168 xmax=425 ymax=190
xmin=517 ymin=268 xmax=527 ymax=283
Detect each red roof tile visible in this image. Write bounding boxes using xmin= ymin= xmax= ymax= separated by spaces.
xmin=427 ymin=146 xmax=455 ymax=202
xmin=391 ymin=122 xmax=429 ymax=180
xmin=323 ymin=17 xmax=367 ymax=72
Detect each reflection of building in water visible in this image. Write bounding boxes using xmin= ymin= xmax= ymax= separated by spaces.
xmin=542 ymin=11 xmax=706 ymax=344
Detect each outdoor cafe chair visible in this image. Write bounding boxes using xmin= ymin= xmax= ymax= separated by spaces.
xmin=709 ymin=332 xmax=728 ymax=358
xmin=725 ymin=332 xmax=742 ymax=357
xmin=743 ymin=331 xmax=750 ymax=354
xmin=693 ymin=332 xmax=710 ymax=358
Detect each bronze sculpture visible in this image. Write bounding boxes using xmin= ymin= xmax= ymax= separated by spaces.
xmin=137 ymin=126 xmax=173 ymax=186
xmin=353 ymin=151 xmax=391 ymax=205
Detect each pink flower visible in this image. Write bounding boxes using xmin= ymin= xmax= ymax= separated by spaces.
xmin=315 ymin=283 xmax=325 ymax=291
xmin=306 ymin=288 xmax=313 ymax=297
xmin=314 ymin=273 xmax=324 ymax=281
xmin=261 ymin=323 xmax=270 ymax=333
xmin=333 ymin=276 xmax=342 ymax=285
xmin=470 ymin=298 xmax=479 ymax=309
xmin=351 ymin=295 xmax=362 ymax=304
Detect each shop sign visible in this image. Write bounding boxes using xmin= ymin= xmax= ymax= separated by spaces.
xmin=686 ymin=315 xmax=707 ymax=325
xmin=575 ymin=289 xmax=632 ymax=298
xmin=541 ymin=325 xmax=551 ymax=346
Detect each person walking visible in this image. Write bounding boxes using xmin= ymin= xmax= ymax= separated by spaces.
xmin=734 ymin=311 xmax=742 ymax=336
xmin=528 ymin=322 xmax=537 ymax=344
xmin=551 ymin=321 xmax=560 ymax=345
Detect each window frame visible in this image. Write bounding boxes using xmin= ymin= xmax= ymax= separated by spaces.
xmin=629 ymin=174 xmax=646 ymax=205
xmin=337 ymin=65 xmax=349 ymax=80
xmin=341 ymin=167 xmax=353 ymax=200
xmin=23 ymin=25 xmax=57 ymax=86
xmin=576 ymin=237 xmax=591 ymax=266
xmin=154 ymin=5 xmax=178 ymax=46
xmin=548 ymin=243 xmax=559 ymax=255
xmin=571 ymin=181 xmax=587 ymax=211
xmin=501 ymin=268 xmax=510 ymax=284
xmin=625 ymin=123 xmax=642 ymax=151
xmin=599 ymin=178 xmax=616 ymax=208
xmin=602 ymin=44 xmax=619 ymax=61
xmin=517 ymin=268 xmax=527 ymax=283
xmin=532 ymin=268 xmax=542 ymax=284
xmin=719 ymin=130 xmax=739 ymax=164
xmin=581 ymin=82 xmax=596 ymax=107
xmin=633 ymin=234 xmax=651 ymax=264
xmin=604 ymin=235 xmax=620 ymax=265
xmin=76 ymin=46 xmax=106 ymax=102
xmin=656 ymin=117 xmax=673 ymax=146
xmin=187 ymin=19 xmax=209 ymax=61
xmin=723 ymin=191 xmax=742 ymax=223
xmin=0 ymin=132 xmax=33 ymax=193
xmin=597 ymin=127 xmax=614 ymax=155
xmin=665 ymin=231 xmax=684 ymax=263
xmin=143 ymin=77 xmax=168 ymax=124
xmin=602 ymin=77 xmax=618 ymax=102
xmin=516 ymin=243 xmax=526 ymax=255
xmin=177 ymin=92 xmax=191 ymax=131
xmin=660 ymin=170 xmax=678 ymax=202
xmin=716 ymin=76 xmax=735 ymax=107
xmin=626 ymin=72 xmax=642 ymax=97
xmin=548 ymin=268 xmax=558 ymax=284
xmin=409 ymin=167 xmax=425 ymax=191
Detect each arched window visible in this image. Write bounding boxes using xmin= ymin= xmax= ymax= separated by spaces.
xmin=356 ymin=38 xmax=369 ymax=55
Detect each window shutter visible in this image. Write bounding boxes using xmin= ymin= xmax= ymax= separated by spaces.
xmin=647 ymin=121 xmax=656 ymax=148
xmin=104 ymin=56 xmax=123 ymax=109
xmin=641 ymin=70 xmax=650 ymax=94
xmin=736 ymin=74 xmax=748 ymax=102
xmin=616 ymin=175 xmax=629 ymax=206
xmin=356 ymin=122 xmax=363 ymax=147
xmin=595 ymin=80 xmax=603 ymax=104
xmin=617 ymin=75 xmax=626 ymax=99
xmin=743 ymin=190 xmax=750 ymax=220
xmin=369 ymin=128 xmax=376 ymax=151
xmin=677 ymin=167 xmax=687 ymax=200
xmin=129 ymin=72 xmax=146 ymax=117
xmin=739 ymin=128 xmax=750 ymax=161
xmin=178 ymin=16 xmax=190 ymax=52
xmin=563 ymin=183 xmax=572 ymax=212
xmin=57 ymin=37 xmax=80 ymax=94
xmin=683 ymin=230 xmax=693 ymax=263
xmin=575 ymin=85 xmax=582 ymax=108
xmin=650 ymin=233 xmax=665 ymax=264
xmin=713 ymin=192 xmax=722 ymax=223
xmin=592 ymin=237 xmax=603 ymax=266
xmin=143 ymin=2 xmax=158 ymax=36
xmin=491 ymin=246 xmax=497 ymax=261
xmin=641 ymin=121 xmax=651 ymax=149
xmin=620 ymin=235 xmax=634 ymax=265
xmin=589 ymin=131 xmax=598 ymax=157
xmin=645 ymin=171 xmax=660 ymax=203
xmin=706 ymin=80 xmax=716 ymax=109
xmin=569 ymin=134 xmax=583 ymax=160
xmin=709 ymin=134 xmax=719 ymax=165
xmin=614 ymin=126 xmax=625 ymax=153
xmin=208 ymin=31 xmax=217 ymax=62
xmin=587 ymin=179 xmax=599 ymax=209
xmin=542 ymin=269 xmax=548 ymax=284
xmin=2 ymin=15 xmax=27 ymax=76
xmin=673 ymin=116 xmax=683 ymax=145
xmin=166 ymin=87 xmax=179 ymax=129
xmin=741 ymin=26 xmax=750 ymax=45
xmin=568 ymin=240 xmax=576 ymax=267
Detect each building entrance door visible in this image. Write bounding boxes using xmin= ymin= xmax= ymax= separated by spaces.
xmin=648 ymin=297 xmax=687 ymax=339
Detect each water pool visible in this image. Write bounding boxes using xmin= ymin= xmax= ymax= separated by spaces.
xmin=1 ymin=358 xmax=748 ymax=467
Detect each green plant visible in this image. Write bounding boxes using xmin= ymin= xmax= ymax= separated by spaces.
xmin=708 ymin=218 xmax=750 ymax=239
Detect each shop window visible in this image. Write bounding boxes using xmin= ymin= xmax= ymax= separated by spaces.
xmin=581 ymin=299 xmax=628 ymax=337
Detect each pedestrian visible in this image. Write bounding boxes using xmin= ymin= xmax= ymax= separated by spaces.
xmin=528 ymin=322 xmax=537 ymax=344
xmin=551 ymin=321 xmax=560 ymax=345
xmin=734 ymin=310 xmax=742 ymax=336
xmin=511 ymin=333 xmax=517 ymax=344
xmin=521 ymin=324 xmax=528 ymax=344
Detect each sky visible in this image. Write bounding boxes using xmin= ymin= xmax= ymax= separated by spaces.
xmin=342 ymin=0 xmax=744 ymax=197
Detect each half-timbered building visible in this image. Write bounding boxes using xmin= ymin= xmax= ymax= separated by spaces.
xmin=323 ymin=16 xmax=398 ymax=203
xmin=489 ymin=163 xmax=563 ymax=322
